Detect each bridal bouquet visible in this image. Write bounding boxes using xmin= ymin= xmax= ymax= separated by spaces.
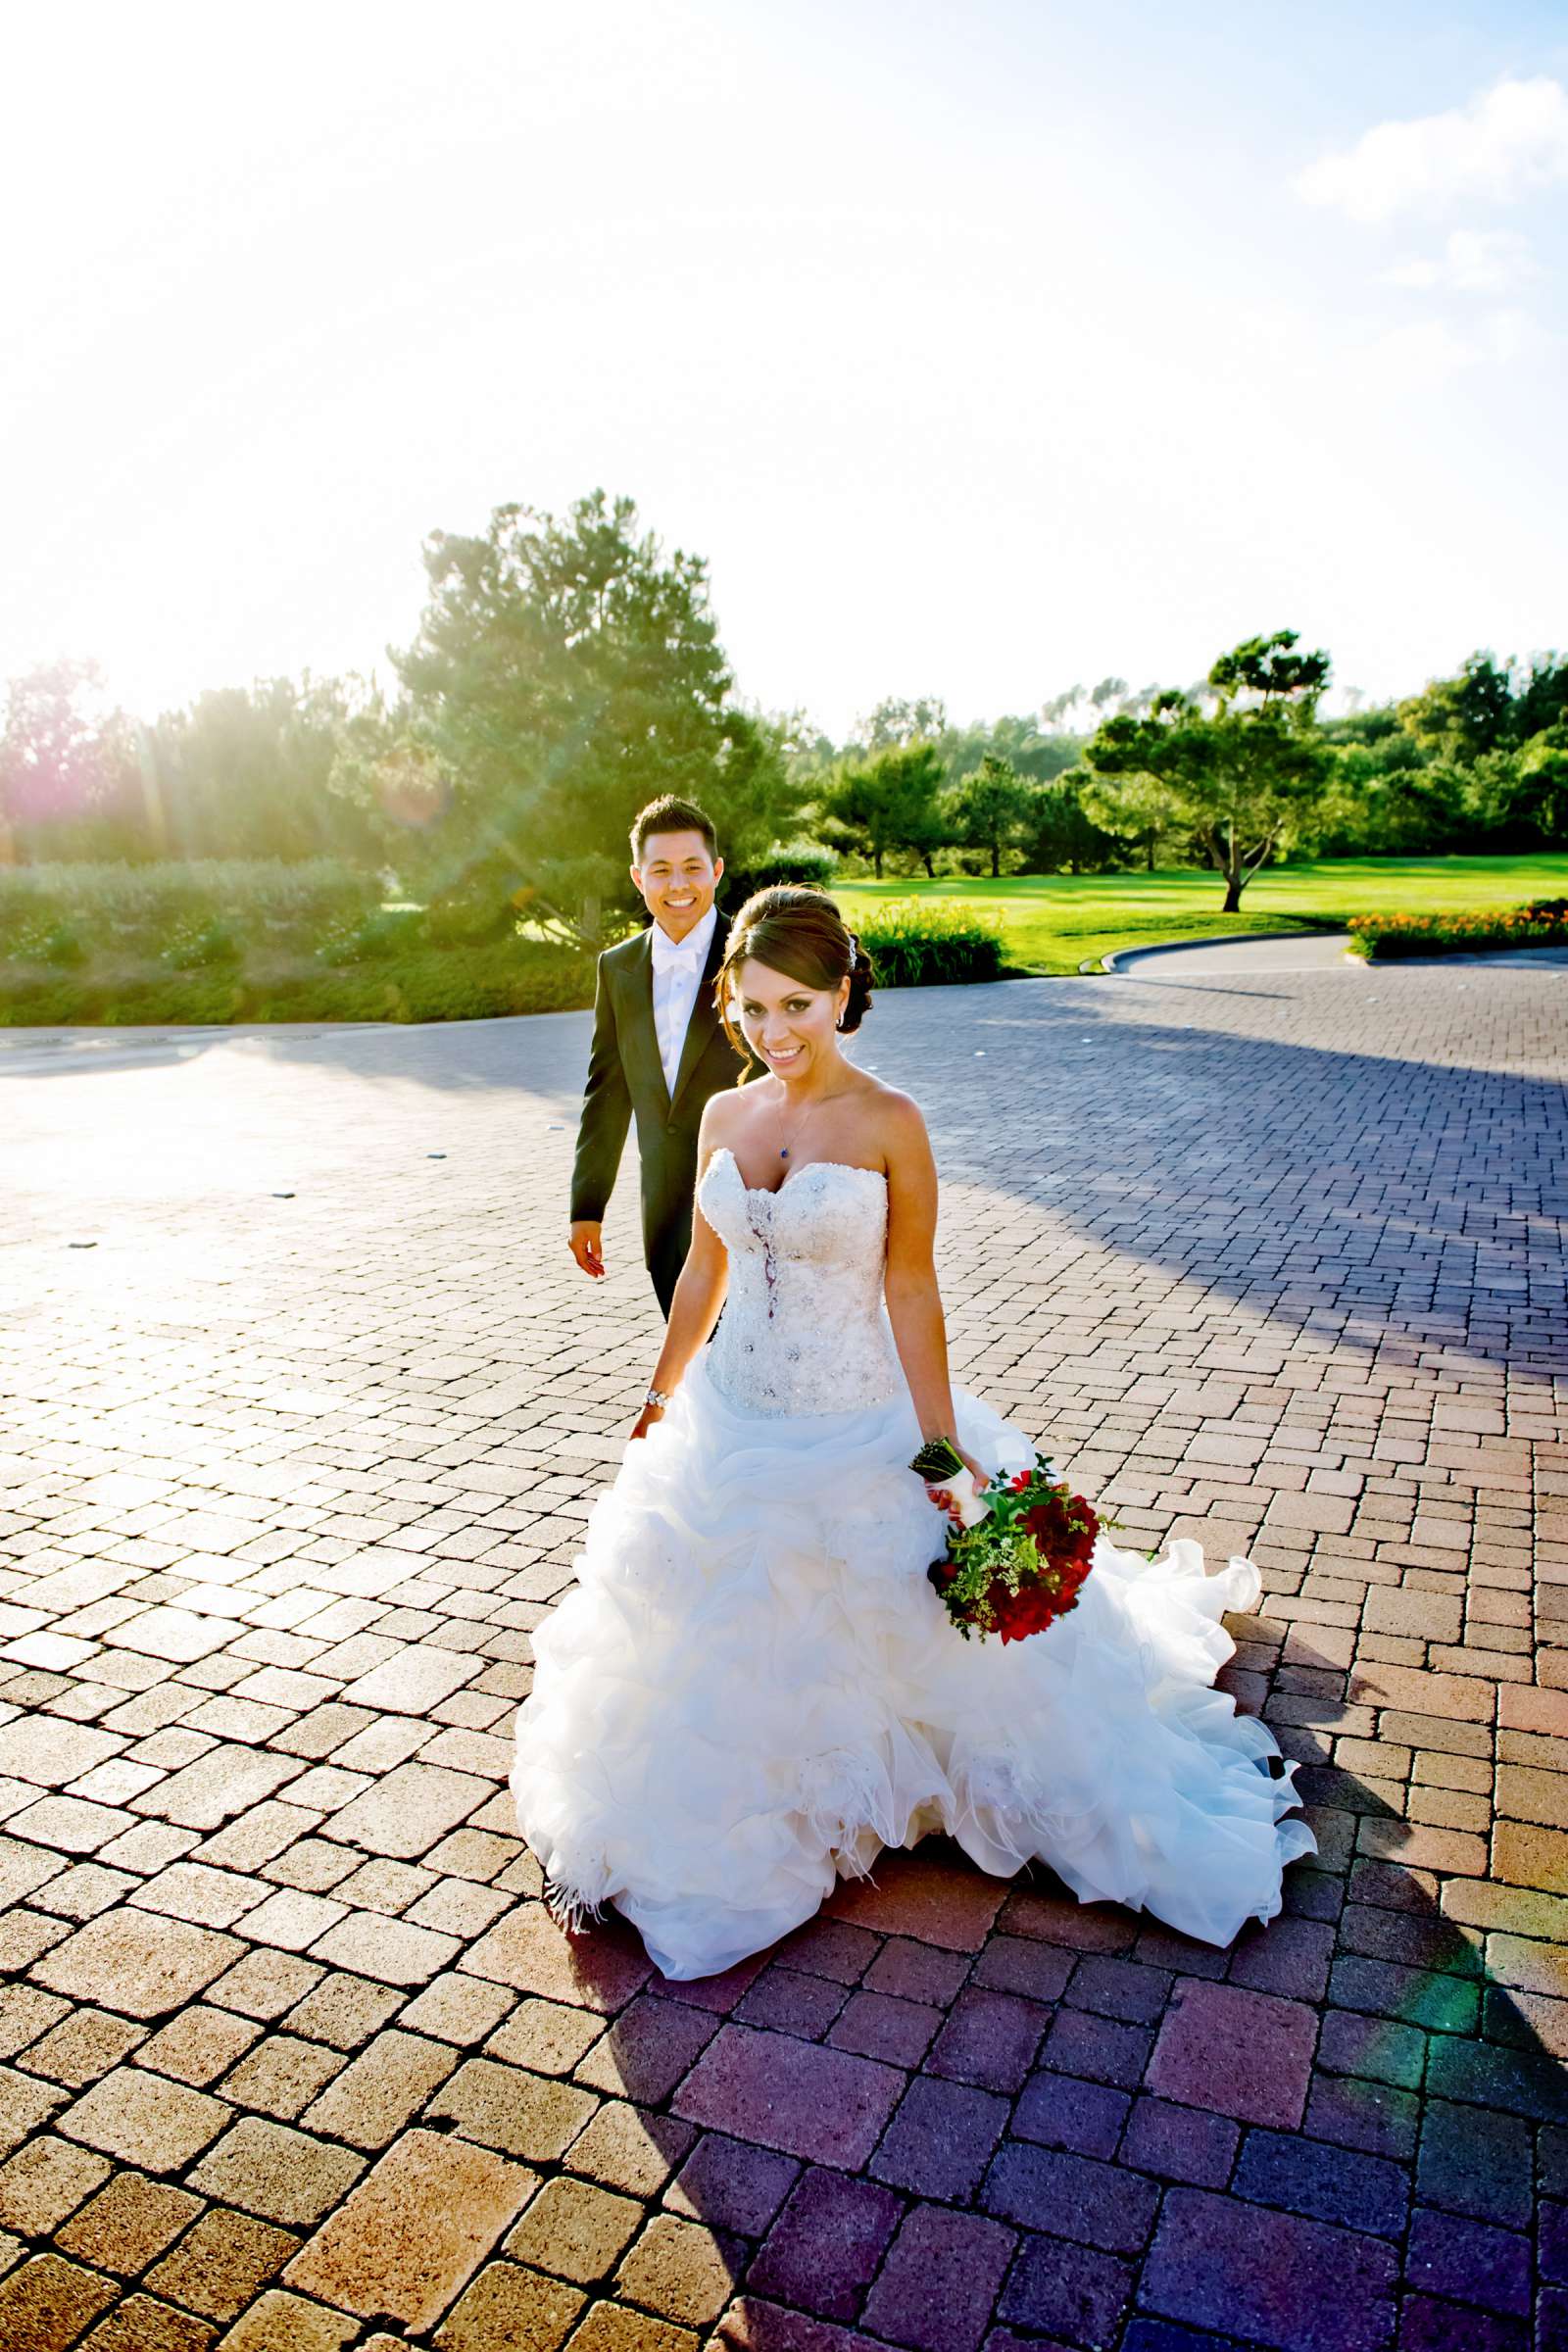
xmin=912 ymin=1438 xmax=1099 ymax=1644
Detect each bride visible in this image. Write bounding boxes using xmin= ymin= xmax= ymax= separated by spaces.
xmin=512 ymin=887 xmax=1314 ymax=1982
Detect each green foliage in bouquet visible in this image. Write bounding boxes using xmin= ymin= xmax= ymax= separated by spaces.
xmin=914 ymin=1439 xmax=1101 ymax=1643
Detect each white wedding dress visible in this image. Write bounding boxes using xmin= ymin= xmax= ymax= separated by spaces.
xmin=512 ymin=1149 xmax=1315 ymax=1981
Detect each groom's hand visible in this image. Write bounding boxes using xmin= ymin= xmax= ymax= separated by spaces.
xmin=568 ymin=1220 xmax=605 ymax=1280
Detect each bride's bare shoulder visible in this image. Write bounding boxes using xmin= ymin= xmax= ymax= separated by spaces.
xmin=856 ymin=1078 xmax=931 ymax=1166
xmin=700 ymin=1084 xmax=761 ymax=1151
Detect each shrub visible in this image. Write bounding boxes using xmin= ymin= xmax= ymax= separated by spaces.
xmin=8 ymin=920 xmax=90 ymax=966
xmin=423 ymin=893 xmax=518 ymax=948
xmin=853 ymin=898 xmax=1005 ymax=986
xmin=319 ymin=902 xmax=547 ymax=961
xmin=0 ymin=853 xmax=1009 ymax=1018
xmin=0 ymin=939 xmax=593 ymax=1026
xmin=0 ymin=858 xmax=379 ymax=957
xmin=161 ymin=919 xmax=243 ymax=970
xmin=1347 ymin=905 xmax=1568 ymax=960
xmin=318 ymin=906 xmax=429 ymax=963
xmin=0 ymin=967 xmax=248 ymax=1025
xmin=723 ymin=841 xmax=840 ymax=905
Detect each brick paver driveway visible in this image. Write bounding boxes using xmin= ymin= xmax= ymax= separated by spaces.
xmin=1 ymin=950 xmax=1564 ymax=2352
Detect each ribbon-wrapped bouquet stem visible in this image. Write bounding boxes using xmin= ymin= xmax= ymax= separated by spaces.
xmin=911 ymin=1437 xmax=1100 ymax=1643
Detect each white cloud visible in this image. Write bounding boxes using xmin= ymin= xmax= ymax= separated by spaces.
xmin=1295 ymin=75 xmax=1568 ymax=222
xmin=1362 ymin=316 xmax=1482 ymax=375
xmin=1382 ymin=226 xmax=1543 ymax=292
xmin=1474 ymin=307 xmax=1552 ymax=365
xmin=1363 ymin=304 xmax=1550 ymax=375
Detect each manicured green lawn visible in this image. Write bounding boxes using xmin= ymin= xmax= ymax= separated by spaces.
xmin=831 ymin=856 xmax=1568 ymax=975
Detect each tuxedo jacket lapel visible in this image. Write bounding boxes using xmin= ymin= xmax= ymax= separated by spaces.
xmin=669 ymin=916 xmax=728 ymax=1114
xmin=621 ymin=929 xmax=670 ymax=1113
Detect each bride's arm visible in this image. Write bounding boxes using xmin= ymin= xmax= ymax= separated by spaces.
xmin=628 ymin=1115 xmax=730 ymax=1440
xmin=882 ymin=1097 xmax=985 ymax=1478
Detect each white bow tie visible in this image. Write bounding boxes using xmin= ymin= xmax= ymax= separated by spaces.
xmin=654 ymin=932 xmax=704 ymax=969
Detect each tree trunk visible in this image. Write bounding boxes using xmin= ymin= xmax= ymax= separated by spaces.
xmin=923 ymin=853 xmax=936 ymax=877
xmin=1222 ymin=873 xmax=1244 ymax=912
xmin=991 ymin=845 xmax=1001 ymax=877
xmin=873 ymin=848 xmax=883 ymax=877
xmin=1146 ymin=831 xmax=1155 ymax=872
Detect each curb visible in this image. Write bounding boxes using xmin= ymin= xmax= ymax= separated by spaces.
xmin=1080 ymin=928 xmax=1348 ymax=976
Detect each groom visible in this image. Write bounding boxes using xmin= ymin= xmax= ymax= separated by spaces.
xmin=568 ymin=796 xmax=750 ymax=1316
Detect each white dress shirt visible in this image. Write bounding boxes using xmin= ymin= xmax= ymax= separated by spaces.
xmin=650 ymin=905 xmax=717 ymax=1098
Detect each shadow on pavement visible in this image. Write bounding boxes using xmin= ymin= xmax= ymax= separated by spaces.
xmin=535 ymin=1607 xmax=1567 ymax=2351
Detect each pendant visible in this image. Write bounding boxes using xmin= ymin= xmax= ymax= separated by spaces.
xmin=780 ymin=1146 xmax=789 ymax=1158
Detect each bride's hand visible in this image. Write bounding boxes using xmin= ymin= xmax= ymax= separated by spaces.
xmin=629 ymin=1404 xmax=664 ymax=1443
xmin=921 ymin=1444 xmax=992 ymax=1512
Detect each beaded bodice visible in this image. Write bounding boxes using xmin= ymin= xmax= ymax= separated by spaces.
xmin=697 ymin=1148 xmax=903 ymax=1417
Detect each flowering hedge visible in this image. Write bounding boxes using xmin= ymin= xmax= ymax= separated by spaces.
xmin=855 ymin=898 xmax=1005 ymax=986
xmin=1347 ymin=900 xmax=1568 ymax=961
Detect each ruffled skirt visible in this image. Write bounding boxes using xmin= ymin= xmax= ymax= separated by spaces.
xmin=511 ymin=1360 xmax=1315 ymax=1980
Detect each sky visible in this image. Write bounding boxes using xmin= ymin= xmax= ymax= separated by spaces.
xmin=2 ymin=0 xmax=1565 ymax=741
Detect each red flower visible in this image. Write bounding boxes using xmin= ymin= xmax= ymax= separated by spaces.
xmin=1020 ymin=1496 xmax=1100 ymax=1563
xmin=927 ymin=1447 xmax=1101 ymax=1646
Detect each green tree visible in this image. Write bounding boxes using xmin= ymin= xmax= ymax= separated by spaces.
xmin=1310 ymin=735 xmax=1466 ymax=857
xmin=392 ymin=491 xmax=797 ymax=939
xmin=326 ymin=691 xmax=452 ymax=858
xmin=1397 ymin=649 xmax=1568 ymax=762
xmin=946 ymin=753 xmax=1034 ymax=876
xmin=1014 ymin=773 xmax=1124 ymax=874
xmin=1084 ymin=631 xmax=1331 ymax=910
xmin=1041 ymin=678 xmax=1162 ymax=735
xmin=939 ymin=712 xmax=1083 ymax=790
xmin=0 ymin=660 xmax=140 ymax=863
xmin=146 ymin=673 xmax=378 ymax=864
xmin=1397 ymin=653 xmax=1515 ymax=761
xmin=1075 ymin=763 xmax=1185 ymax=871
xmin=854 ymin=696 xmax=949 ymax=751
xmin=820 ymin=742 xmax=947 ymax=877
xmin=1373 ymin=651 xmax=1568 ymax=851
xmin=1514 ymin=723 xmax=1568 ymax=844
xmin=1515 ymin=655 xmax=1568 ymax=744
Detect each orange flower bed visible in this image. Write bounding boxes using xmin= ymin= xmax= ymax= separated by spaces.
xmin=1347 ymin=901 xmax=1568 ymax=960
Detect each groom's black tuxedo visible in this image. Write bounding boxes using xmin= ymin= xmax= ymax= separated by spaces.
xmin=570 ymin=916 xmax=751 ymax=1316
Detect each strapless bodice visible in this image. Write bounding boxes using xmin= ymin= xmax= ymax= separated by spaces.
xmin=697 ymin=1148 xmax=903 ymax=1416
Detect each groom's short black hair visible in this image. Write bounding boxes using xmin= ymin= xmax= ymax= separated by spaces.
xmin=631 ymin=796 xmax=718 ymax=864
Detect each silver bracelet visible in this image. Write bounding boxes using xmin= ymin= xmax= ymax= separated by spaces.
xmin=645 ymin=1388 xmax=670 ymax=1411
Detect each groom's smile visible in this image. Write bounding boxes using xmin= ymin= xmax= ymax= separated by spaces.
xmin=631 ymin=826 xmax=724 ymax=944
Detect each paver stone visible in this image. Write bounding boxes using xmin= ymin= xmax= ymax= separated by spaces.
xmin=33 ymin=1910 xmax=243 ymax=2021
xmin=285 ymin=2126 xmax=536 ymax=2327
xmin=673 ymin=2025 xmax=904 ymax=2167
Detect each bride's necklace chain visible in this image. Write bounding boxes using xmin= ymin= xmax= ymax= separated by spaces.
xmin=775 ymin=1079 xmax=851 ymax=1162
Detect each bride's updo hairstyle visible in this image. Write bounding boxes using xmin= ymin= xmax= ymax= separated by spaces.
xmin=717 ymin=886 xmax=875 ymax=1076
